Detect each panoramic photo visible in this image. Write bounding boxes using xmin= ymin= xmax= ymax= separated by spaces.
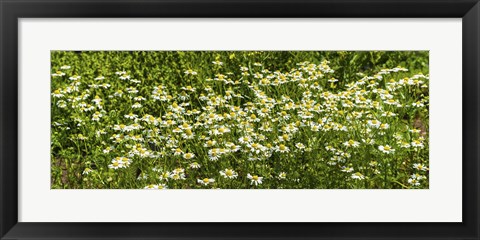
xmin=50 ymin=51 xmax=429 ymax=189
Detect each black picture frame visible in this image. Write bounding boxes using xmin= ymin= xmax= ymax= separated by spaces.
xmin=1 ymin=0 xmax=479 ymax=239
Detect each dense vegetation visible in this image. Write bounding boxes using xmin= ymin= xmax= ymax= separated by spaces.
xmin=51 ymin=51 xmax=429 ymax=189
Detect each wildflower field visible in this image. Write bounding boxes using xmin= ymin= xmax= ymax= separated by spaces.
xmin=51 ymin=51 xmax=429 ymax=189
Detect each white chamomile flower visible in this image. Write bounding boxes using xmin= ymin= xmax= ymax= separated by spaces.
xmin=144 ymin=184 xmax=167 ymax=189
xmin=92 ymin=111 xmax=103 ymax=121
xmin=92 ymin=95 xmax=102 ymax=105
xmin=413 ymin=163 xmax=428 ymax=171
xmin=144 ymin=184 xmax=159 ymax=189
xmin=411 ymin=140 xmax=424 ymax=148
xmin=412 ymin=101 xmax=424 ymax=107
xmin=181 ymin=86 xmax=196 ymax=92
xmin=132 ymin=102 xmax=143 ymax=108
xmin=108 ymin=159 xmax=124 ymax=169
xmin=343 ymin=140 xmax=360 ymax=148
xmin=173 ymin=148 xmax=183 ymax=156
xmin=275 ymin=144 xmax=290 ymax=153
xmin=52 ymin=89 xmax=64 ymax=98
xmin=367 ymin=119 xmax=381 ymax=128
xmin=69 ymin=75 xmax=81 ymax=81
xmin=124 ymin=113 xmax=138 ymax=119
xmin=119 ymin=74 xmax=130 ymax=80
xmin=197 ymin=178 xmax=215 ymax=186
xmin=247 ymin=174 xmax=263 ymax=185
xmin=189 ymin=162 xmax=201 ymax=169
xmin=82 ymin=168 xmax=93 ymax=175
xmin=51 ymin=71 xmax=66 ymax=77
xmin=170 ymin=172 xmax=186 ymax=181
xmin=219 ymin=169 xmax=238 ymax=179
xmin=183 ymin=152 xmax=195 ymax=160
xmin=351 ymin=172 xmax=365 ymax=180
xmin=341 ymin=166 xmax=354 ymax=173
xmin=238 ymin=136 xmax=252 ymax=144
xmin=103 ymin=146 xmax=113 ymax=153
xmin=409 ymin=129 xmax=421 ymax=134
xmin=379 ymin=123 xmax=390 ymax=130
xmin=295 ymin=143 xmax=305 ymax=150
xmin=184 ymin=69 xmax=197 ymax=75
xmin=408 ymin=178 xmax=421 ymax=186
xmin=378 ymin=145 xmax=395 ymax=154
xmin=225 ymin=142 xmax=241 ymax=152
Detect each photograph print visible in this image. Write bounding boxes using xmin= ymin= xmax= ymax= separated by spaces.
xmin=50 ymin=51 xmax=429 ymax=189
